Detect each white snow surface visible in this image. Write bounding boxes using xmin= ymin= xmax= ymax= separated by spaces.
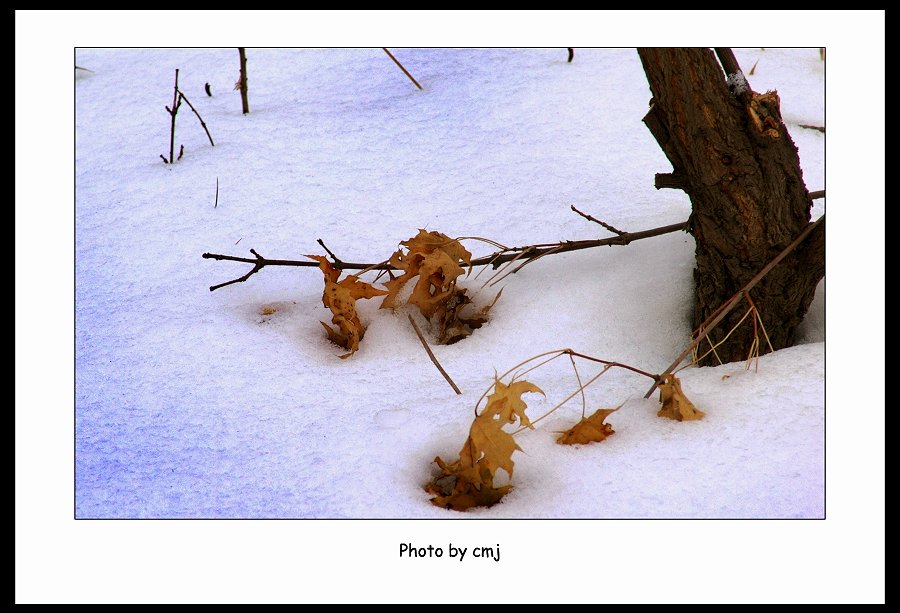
xmin=75 ymin=48 xmax=824 ymax=518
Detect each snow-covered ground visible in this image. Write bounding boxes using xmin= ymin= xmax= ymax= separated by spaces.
xmin=73 ymin=47 xmax=825 ymax=519
xmin=15 ymin=11 xmax=887 ymax=603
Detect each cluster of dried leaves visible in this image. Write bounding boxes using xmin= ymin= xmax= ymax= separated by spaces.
xmin=304 ymin=234 xmax=706 ymax=511
xmin=426 ymin=351 xmax=704 ymax=511
xmin=427 ymin=379 xmax=543 ymax=511
xmin=310 ymin=230 xmax=501 ymax=358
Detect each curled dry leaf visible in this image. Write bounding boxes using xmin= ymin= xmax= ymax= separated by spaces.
xmin=657 ymin=373 xmax=704 ymax=421
xmin=381 ymin=229 xmax=471 ymax=313
xmin=436 ymin=287 xmax=503 ymax=345
xmin=557 ymin=406 xmax=619 ymax=445
xmin=428 ymin=378 xmax=543 ymax=511
xmin=381 ymin=229 xmax=499 ymax=344
xmin=307 ymin=255 xmax=388 ymax=358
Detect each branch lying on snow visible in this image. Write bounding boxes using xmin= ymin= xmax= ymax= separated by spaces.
xmin=202 ymin=219 xmax=689 ymax=292
xmin=643 ymin=213 xmax=826 ymax=398
xmin=202 ymin=191 xmax=826 ymax=292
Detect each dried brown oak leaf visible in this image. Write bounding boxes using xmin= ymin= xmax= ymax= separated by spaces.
xmin=436 ymin=287 xmax=503 ymax=345
xmin=657 ymin=373 xmax=704 ymax=421
xmin=428 ymin=378 xmax=544 ymax=511
xmin=381 ymin=230 xmax=472 ymax=314
xmin=307 ymin=255 xmax=387 ymax=359
xmin=557 ymin=406 xmax=619 ymax=445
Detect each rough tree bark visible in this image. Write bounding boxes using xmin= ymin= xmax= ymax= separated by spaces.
xmin=637 ymin=48 xmax=824 ymax=365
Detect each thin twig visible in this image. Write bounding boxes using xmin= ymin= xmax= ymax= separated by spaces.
xmin=167 ymin=69 xmax=180 ymax=164
xmin=564 ymin=349 xmax=659 ymax=381
xmin=743 ymin=292 xmax=774 ymax=354
xmin=177 ymin=89 xmax=215 ymax=146
xmin=203 ymin=219 xmax=690 ymax=291
xmin=644 ymin=214 xmax=825 ymax=398
xmin=509 ymin=350 xmax=569 ymax=385
xmin=799 ymin=124 xmax=825 ymax=133
xmin=316 ymin=239 xmax=345 ymax=268
xmin=408 ymin=314 xmax=461 ymax=395
xmin=686 ymin=306 xmax=754 ymax=369
xmin=383 ymin=48 xmax=423 ymax=90
xmin=489 ymin=245 xmax=563 ymax=287
xmin=568 ymin=353 xmax=587 ymax=419
xmin=480 ymin=248 xmax=532 ymax=288
xmin=570 ymin=205 xmax=627 ymax=236
xmin=214 ymin=177 xmax=219 ymax=208
xmin=512 ymin=364 xmax=612 ymax=434
xmin=208 ymin=249 xmax=266 ymax=292
xmin=567 ymin=48 xmax=574 ymax=63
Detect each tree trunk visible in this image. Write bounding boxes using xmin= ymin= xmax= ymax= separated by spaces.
xmin=637 ymin=48 xmax=824 ymax=365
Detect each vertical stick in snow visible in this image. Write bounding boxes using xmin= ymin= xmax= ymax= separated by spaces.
xmin=169 ymin=69 xmax=179 ymax=163
xmin=238 ymin=48 xmax=249 ymax=114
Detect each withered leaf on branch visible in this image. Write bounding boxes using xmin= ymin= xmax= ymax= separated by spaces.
xmin=481 ymin=377 xmax=544 ymax=430
xmin=307 ymin=255 xmax=387 ymax=358
xmin=381 ymin=229 xmax=472 ymax=313
xmin=428 ymin=378 xmax=543 ymax=511
xmin=557 ymin=406 xmax=619 ymax=445
xmin=657 ymin=373 xmax=704 ymax=421
xmin=380 ymin=229 xmax=499 ymax=345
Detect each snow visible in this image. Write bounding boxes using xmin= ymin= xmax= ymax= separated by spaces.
xmin=73 ymin=47 xmax=826 ymax=519
xmin=726 ymin=71 xmax=750 ymax=96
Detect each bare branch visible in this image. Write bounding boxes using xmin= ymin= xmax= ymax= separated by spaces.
xmin=316 ymin=239 xmax=345 ymax=268
xmin=570 ymin=205 xmax=627 ymax=236
xmin=208 ymin=249 xmax=266 ymax=292
xmin=203 ymin=219 xmax=690 ymax=291
xmin=167 ymin=69 xmax=179 ymax=164
xmin=176 ymin=88 xmax=215 ymax=146
xmin=564 ymin=349 xmax=659 ymax=381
